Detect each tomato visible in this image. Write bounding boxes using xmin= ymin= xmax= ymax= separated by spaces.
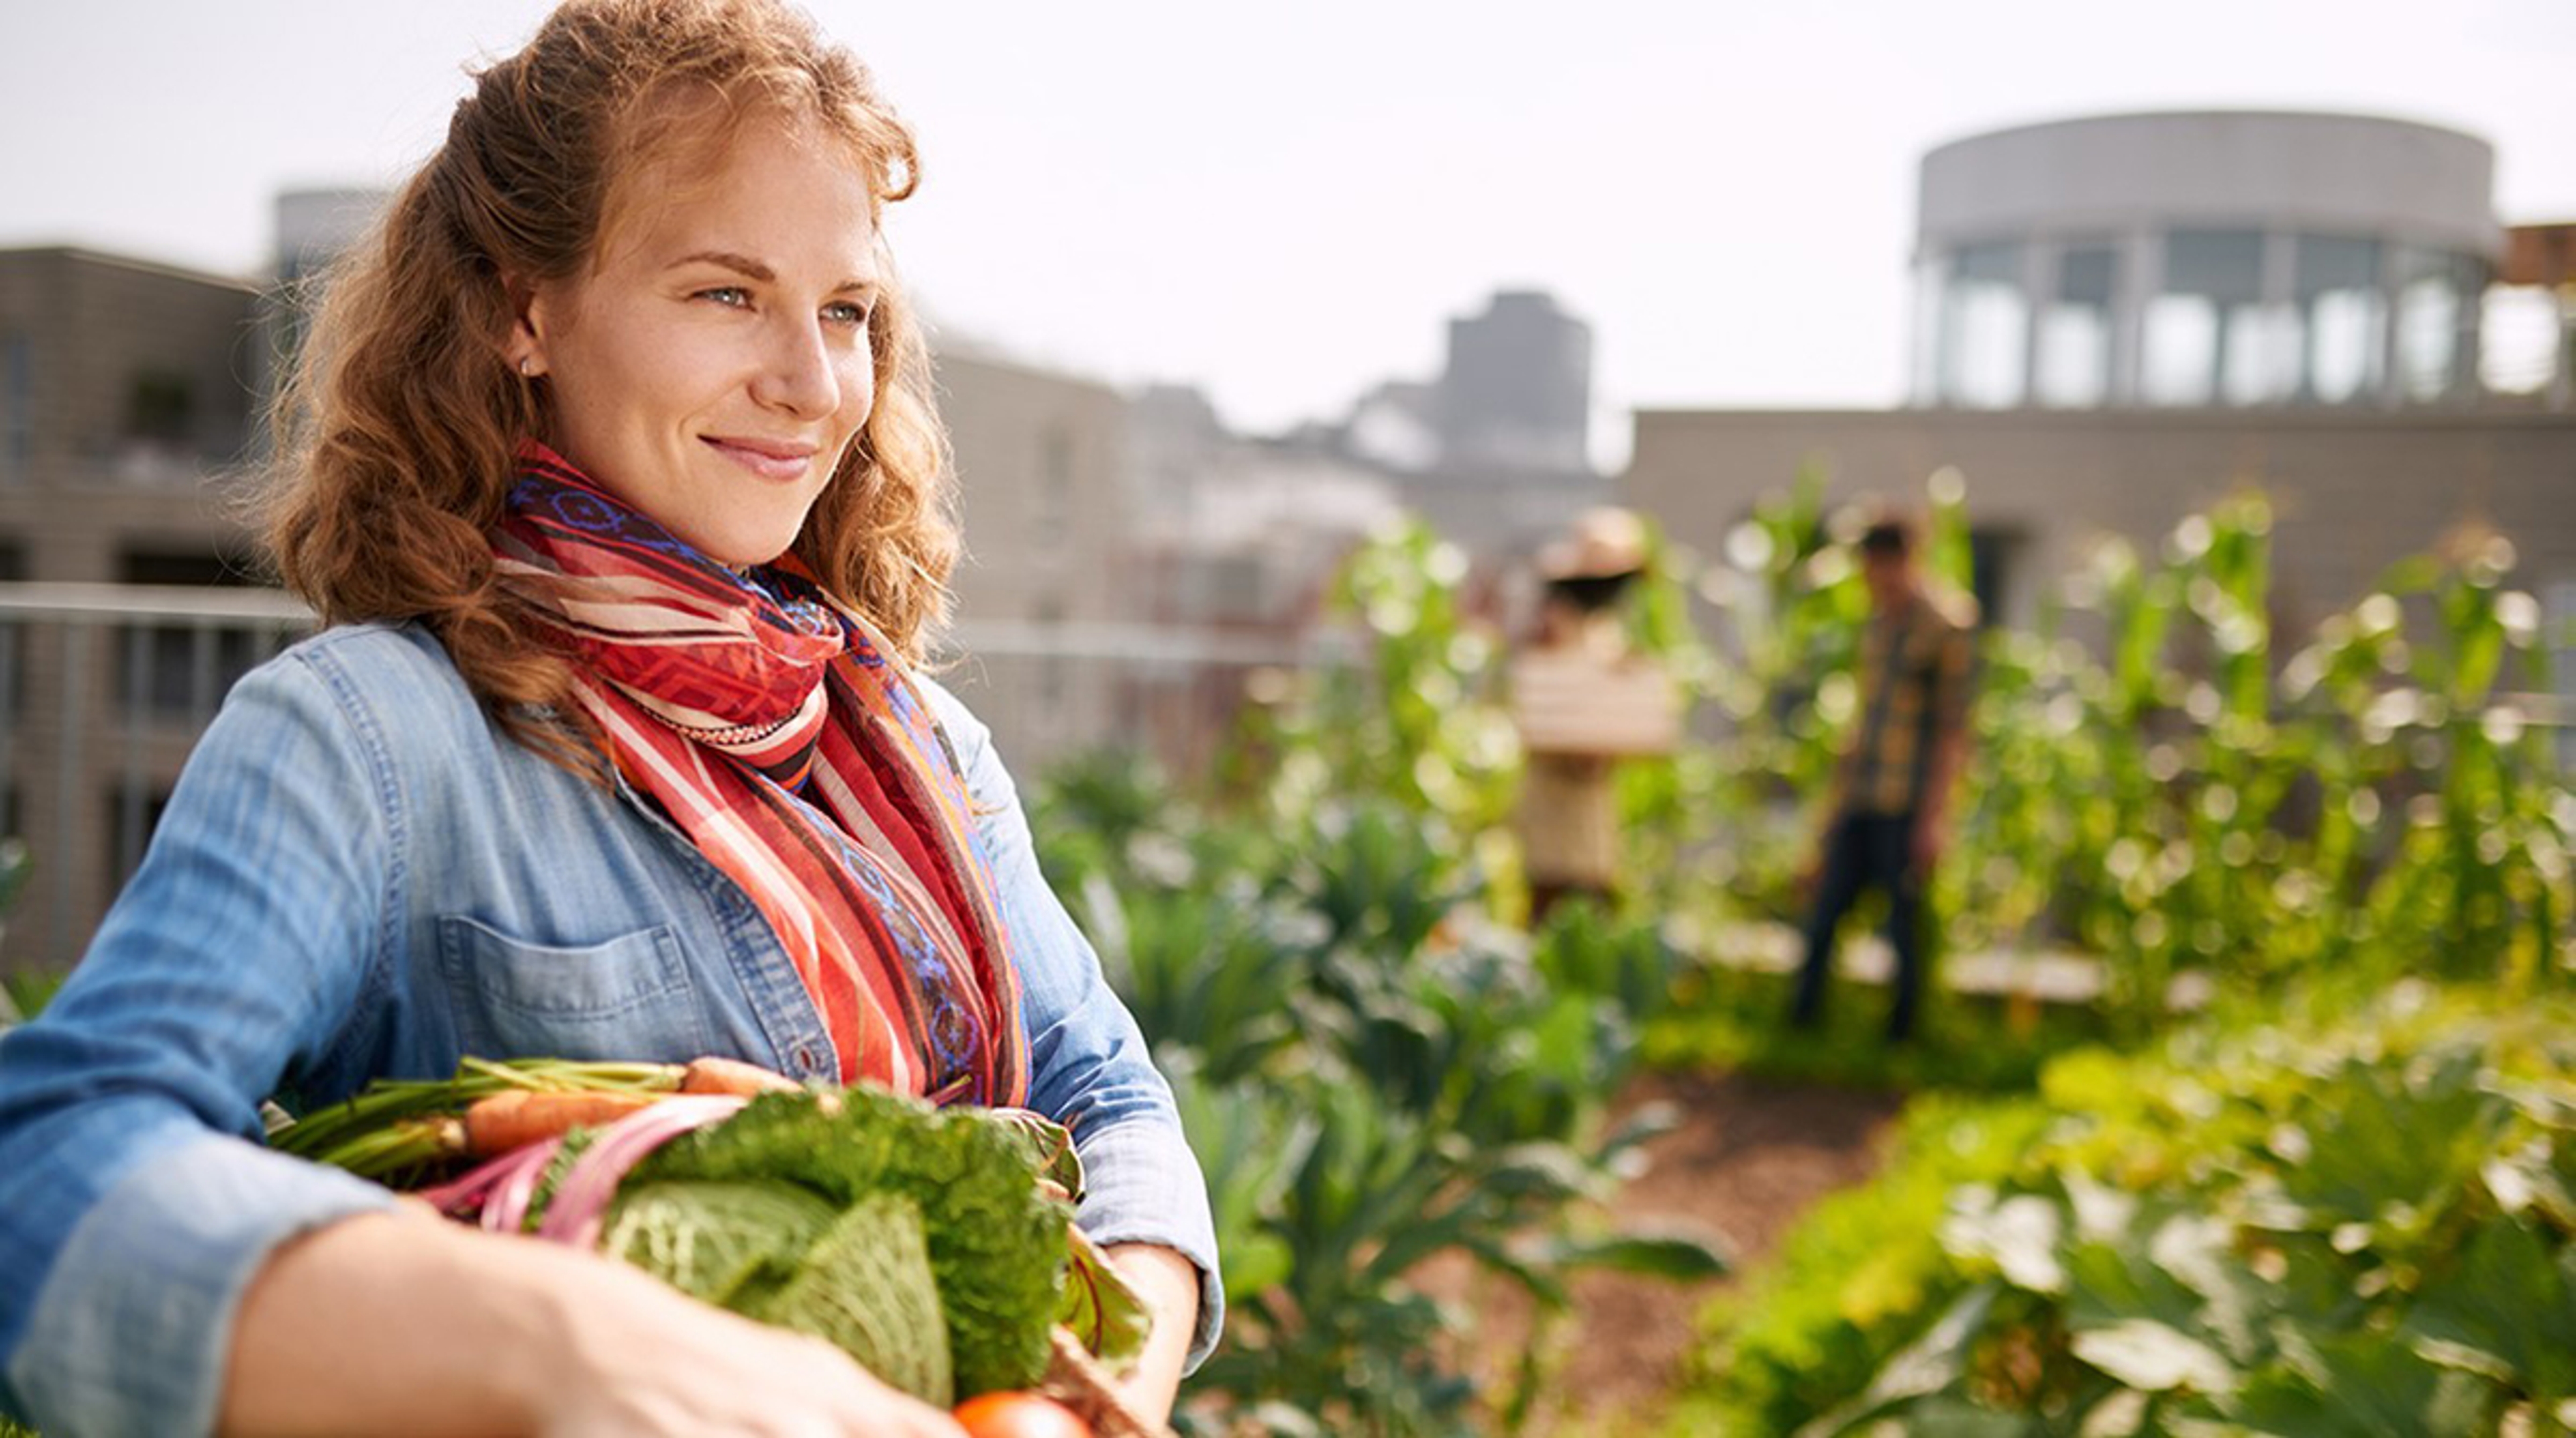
xmin=953 ymin=1390 xmax=1093 ymax=1438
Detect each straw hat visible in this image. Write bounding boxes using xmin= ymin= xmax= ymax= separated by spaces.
xmin=1538 ymin=506 xmax=1650 ymax=581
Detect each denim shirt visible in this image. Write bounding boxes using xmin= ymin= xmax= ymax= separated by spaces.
xmin=0 ymin=623 xmax=1220 ymax=1436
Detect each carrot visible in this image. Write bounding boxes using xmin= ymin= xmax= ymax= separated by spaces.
xmin=680 ymin=1055 xmax=804 ymax=1097
xmin=460 ymin=1089 xmax=661 ymax=1154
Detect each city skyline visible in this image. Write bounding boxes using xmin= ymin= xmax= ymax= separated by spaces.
xmin=4 ymin=0 xmax=2572 ymax=470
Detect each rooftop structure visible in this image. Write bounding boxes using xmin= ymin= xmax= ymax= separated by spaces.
xmin=1912 ymin=111 xmax=2502 ymax=411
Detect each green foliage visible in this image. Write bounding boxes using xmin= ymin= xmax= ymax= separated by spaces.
xmin=1670 ymin=985 xmax=2576 ymax=1435
xmin=1262 ymin=518 xmax=1521 ymax=889
xmin=1040 ymin=744 xmax=1724 ymax=1434
xmin=1640 ymin=478 xmax=2571 ymax=1038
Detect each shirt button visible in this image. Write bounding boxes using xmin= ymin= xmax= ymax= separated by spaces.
xmin=794 ymin=1044 xmax=819 ymax=1074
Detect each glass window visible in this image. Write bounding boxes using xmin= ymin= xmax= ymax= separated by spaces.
xmin=2481 ymin=285 xmax=2563 ymax=396
xmin=1 ymin=332 xmax=28 ymax=484
xmin=1941 ymin=241 xmax=2027 ymax=408
xmin=1909 ymin=256 xmax=1945 ymax=405
xmin=2396 ymin=248 xmax=2482 ymax=402
xmin=2035 ymin=244 xmax=2116 ymax=408
xmin=2294 ymin=235 xmax=2383 ymax=404
xmin=2146 ymin=230 xmax=2291 ymax=406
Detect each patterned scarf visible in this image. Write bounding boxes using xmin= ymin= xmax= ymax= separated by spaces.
xmin=492 ymin=443 xmax=1027 ymax=1107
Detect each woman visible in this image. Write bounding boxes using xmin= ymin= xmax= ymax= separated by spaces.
xmin=0 ymin=2 xmax=1217 ymax=1434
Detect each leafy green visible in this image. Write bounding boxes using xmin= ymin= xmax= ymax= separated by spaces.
xmin=629 ymin=1087 xmax=1075 ymax=1398
xmin=598 ymin=1179 xmax=834 ymax=1309
xmin=751 ymin=1191 xmax=953 ymax=1406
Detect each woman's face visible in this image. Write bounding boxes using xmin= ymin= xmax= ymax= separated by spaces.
xmin=519 ymin=115 xmax=880 ymax=568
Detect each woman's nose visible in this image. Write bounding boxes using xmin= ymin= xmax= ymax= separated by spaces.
xmin=753 ymin=318 xmax=843 ymax=419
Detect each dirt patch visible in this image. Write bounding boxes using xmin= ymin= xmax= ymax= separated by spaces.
xmin=1421 ymin=1071 xmax=1905 ymax=1433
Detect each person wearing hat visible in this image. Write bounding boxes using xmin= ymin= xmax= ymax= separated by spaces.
xmin=1511 ymin=507 xmax=1676 ymax=925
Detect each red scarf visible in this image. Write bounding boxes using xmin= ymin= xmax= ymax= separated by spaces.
xmin=492 ymin=444 xmax=1027 ymax=1107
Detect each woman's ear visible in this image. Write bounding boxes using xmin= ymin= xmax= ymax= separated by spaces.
xmin=506 ymin=276 xmax=553 ymax=379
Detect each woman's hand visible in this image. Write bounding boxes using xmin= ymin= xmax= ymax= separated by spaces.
xmin=225 ymin=1206 xmax=965 ymax=1437
xmin=530 ymin=1253 xmax=967 ymax=1437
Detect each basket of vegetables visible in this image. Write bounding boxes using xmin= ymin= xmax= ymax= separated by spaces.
xmin=274 ymin=1056 xmax=1171 ymax=1438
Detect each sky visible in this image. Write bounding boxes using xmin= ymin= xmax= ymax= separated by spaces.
xmin=3 ymin=1 xmax=2572 ymax=470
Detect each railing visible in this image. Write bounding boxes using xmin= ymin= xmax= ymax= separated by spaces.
xmin=0 ymin=584 xmax=1348 ymax=970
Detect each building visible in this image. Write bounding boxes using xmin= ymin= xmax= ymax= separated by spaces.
xmin=1627 ymin=110 xmax=2576 ymax=669
xmin=1912 ymin=111 xmax=2498 ymax=411
xmin=1324 ymin=288 xmax=1608 ymax=554
xmin=1438 ymin=288 xmax=1594 ymax=474
xmin=932 ymin=337 xmax=1139 ymax=775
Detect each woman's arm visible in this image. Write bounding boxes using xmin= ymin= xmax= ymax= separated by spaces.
xmin=224 ymin=1205 xmax=963 ymax=1437
xmin=918 ymin=681 xmax=1224 ymax=1386
xmin=0 ymin=651 xmax=411 ymax=1433
xmin=1103 ymin=1243 xmax=1201 ymax=1425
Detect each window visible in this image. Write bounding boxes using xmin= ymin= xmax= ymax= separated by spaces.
xmin=0 ymin=332 xmax=28 ymax=484
xmin=2396 ymin=247 xmax=2481 ymax=402
xmin=0 ymin=541 xmax=22 ymax=726
xmin=2146 ymin=230 xmax=2290 ymax=406
xmin=1939 ymin=242 xmax=2027 ymax=408
xmin=2035 ymin=245 xmax=2117 ymax=408
xmin=103 ymin=786 xmax=174 ymax=893
xmin=1036 ymin=425 xmax=1074 ymax=540
xmin=1909 ymin=256 xmax=1946 ymax=404
xmin=113 ymin=550 xmax=275 ymax=721
xmin=124 ymin=371 xmax=195 ymax=445
xmin=2294 ymin=235 xmax=2384 ymax=404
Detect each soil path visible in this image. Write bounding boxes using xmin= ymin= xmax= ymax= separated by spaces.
xmin=1430 ymin=1070 xmax=1906 ymax=1433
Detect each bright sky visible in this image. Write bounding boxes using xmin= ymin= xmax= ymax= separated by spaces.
xmin=3 ymin=1 xmax=2571 ymax=468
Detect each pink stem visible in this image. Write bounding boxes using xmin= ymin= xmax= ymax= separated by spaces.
xmin=533 ymin=1094 xmax=748 ymax=1250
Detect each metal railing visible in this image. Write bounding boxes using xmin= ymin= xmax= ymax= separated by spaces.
xmin=0 ymin=584 xmax=1346 ymax=969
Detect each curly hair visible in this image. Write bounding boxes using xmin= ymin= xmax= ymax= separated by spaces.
xmin=264 ymin=0 xmax=955 ymax=771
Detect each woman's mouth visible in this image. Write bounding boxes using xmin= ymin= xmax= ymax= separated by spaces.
xmin=702 ymin=436 xmax=818 ymax=482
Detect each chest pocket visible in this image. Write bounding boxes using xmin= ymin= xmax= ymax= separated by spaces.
xmin=436 ymin=916 xmax=713 ymax=1062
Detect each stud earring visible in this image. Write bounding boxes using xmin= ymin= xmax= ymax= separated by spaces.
xmin=519 ymin=356 xmax=535 ymax=378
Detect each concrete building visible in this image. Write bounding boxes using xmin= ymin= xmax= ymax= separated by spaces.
xmin=1321 ymin=288 xmax=1607 ymax=555
xmin=0 ymin=247 xmax=280 ymax=966
xmin=934 ymin=337 xmax=1139 ymax=775
xmin=1438 ymin=288 xmax=1594 ymax=473
xmin=1913 ymin=111 xmax=2498 ymax=411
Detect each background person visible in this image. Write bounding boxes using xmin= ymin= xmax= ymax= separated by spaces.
xmin=1787 ymin=510 xmax=1976 ymax=1044
xmin=1511 ymin=506 xmax=1678 ymax=926
xmin=0 ymin=3 xmax=1214 ymax=1434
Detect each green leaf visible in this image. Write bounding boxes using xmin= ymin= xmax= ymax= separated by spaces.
xmin=2071 ymin=1319 xmax=2238 ymax=1394
xmin=1521 ymin=1227 xmax=1732 ymax=1282
xmin=1792 ymin=1282 xmax=2000 ymax=1438
xmin=2401 ymin=1218 xmax=2576 ymax=1399
xmin=2232 ymin=1335 xmax=2500 ymax=1437
xmin=1057 ymin=1225 xmax=1153 ymax=1370
xmin=1940 ymin=1191 xmax=2067 ymax=1295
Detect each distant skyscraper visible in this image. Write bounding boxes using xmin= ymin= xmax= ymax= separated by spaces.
xmin=1437 ymin=289 xmax=1593 ymax=476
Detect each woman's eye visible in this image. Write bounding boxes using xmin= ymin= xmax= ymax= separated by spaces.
xmin=697 ymin=286 xmax=752 ymax=308
xmin=824 ymin=300 xmax=872 ymax=327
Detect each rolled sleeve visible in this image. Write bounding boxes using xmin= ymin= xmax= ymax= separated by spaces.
xmin=9 ymin=1128 xmax=395 ymax=1438
xmin=920 ymin=679 xmax=1225 ymax=1372
xmin=1073 ymin=1120 xmax=1226 ymax=1373
xmin=0 ymin=649 xmax=402 ymax=1431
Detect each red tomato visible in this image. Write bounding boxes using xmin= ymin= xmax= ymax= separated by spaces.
xmin=953 ymin=1391 xmax=1093 ymax=1438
